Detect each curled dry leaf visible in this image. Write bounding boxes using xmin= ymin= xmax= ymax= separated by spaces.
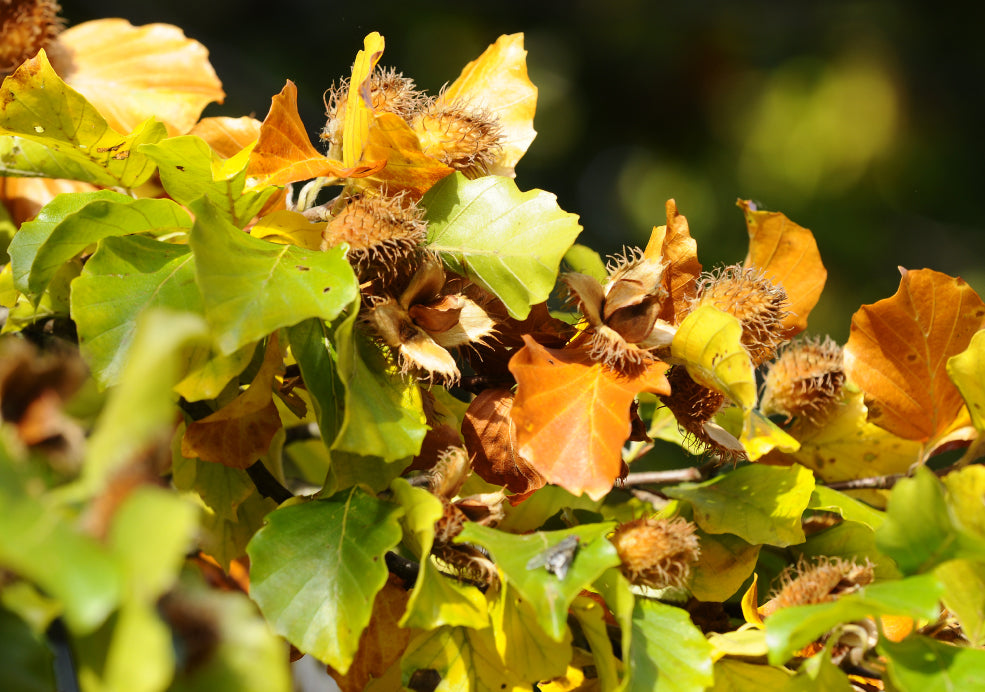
xmin=462 ymin=388 xmax=545 ymax=495
xmin=738 ymin=199 xmax=826 ymax=339
xmin=643 ymin=199 xmax=702 ymax=323
xmin=509 ymin=336 xmax=670 ymax=500
xmin=341 ymin=32 xmax=386 ymax=168
xmin=844 ymin=267 xmax=985 ymax=442
xmin=49 ymin=18 xmax=224 ymax=135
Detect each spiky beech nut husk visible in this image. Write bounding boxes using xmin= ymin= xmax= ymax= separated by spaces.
xmin=1 ymin=0 xmax=63 ymax=73
xmin=425 ymin=446 xmax=471 ymax=500
xmin=321 ymin=66 xmax=424 ymax=158
xmin=761 ymin=336 xmax=846 ymax=424
xmin=693 ymin=264 xmax=790 ymax=365
xmin=763 ymin=556 xmax=874 ymax=616
xmin=431 ymin=500 xmax=499 ymax=588
xmin=609 ymin=516 xmax=700 ymax=589
xmin=320 ymin=192 xmax=426 ymax=285
xmin=365 ymin=296 xmax=461 ymax=383
xmin=412 ymin=99 xmax=503 ymax=178
xmin=660 ymin=366 xmax=745 ymax=461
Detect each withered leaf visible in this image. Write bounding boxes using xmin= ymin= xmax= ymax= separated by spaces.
xmin=644 ymin=199 xmax=702 ymax=323
xmin=462 ymin=388 xmax=545 ymax=495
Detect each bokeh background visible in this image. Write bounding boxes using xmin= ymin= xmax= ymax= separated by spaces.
xmin=59 ymin=0 xmax=985 ymax=341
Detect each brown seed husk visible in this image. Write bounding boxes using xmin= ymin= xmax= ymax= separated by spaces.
xmin=610 ymin=516 xmax=701 ymax=589
xmin=412 ymin=100 xmax=503 ymax=178
xmin=761 ymin=336 xmax=846 ymax=424
xmin=1 ymin=0 xmax=63 ymax=73
xmin=765 ymin=556 xmax=874 ymax=615
xmin=694 ymin=264 xmax=790 ymax=365
xmin=660 ymin=365 xmax=746 ymax=460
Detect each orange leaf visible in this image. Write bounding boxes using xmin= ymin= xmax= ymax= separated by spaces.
xmin=362 ymin=112 xmax=454 ymax=198
xmin=436 ymin=33 xmax=537 ymax=177
xmin=509 ymin=336 xmax=669 ymax=500
xmin=342 ymin=32 xmax=386 ymax=168
xmin=327 ymin=576 xmax=418 ymax=692
xmin=0 ymin=177 xmax=96 ymax=226
xmin=844 ymin=268 xmax=985 ymax=442
xmin=246 ymin=81 xmax=384 ymax=188
xmin=644 ymin=199 xmax=702 ymax=323
xmin=738 ymin=199 xmax=826 ymax=338
xmin=188 ymin=116 xmax=262 ymax=159
xmin=52 ymin=19 xmax=224 ymax=135
xmin=181 ymin=337 xmax=283 ymax=468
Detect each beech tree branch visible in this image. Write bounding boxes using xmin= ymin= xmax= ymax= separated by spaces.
xmin=246 ymin=461 xmax=294 ymax=503
xmin=616 ymin=468 xmax=703 ymax=487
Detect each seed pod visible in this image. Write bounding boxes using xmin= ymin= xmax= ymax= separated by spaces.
xmin=660 ymin=366 xmax=745 ymax=461
xmin=761 ymin=336 xmax=846 ymax=424
xmin=412 ymin=99 xmax=503 ymax=178
xmin=1 ymin=0 xmax=63 ymax=73
xmin=763 ymin=556 xmax=874 ymax=616
xmin=693 ymin=264 xmax=790 ymax=365
xmin=431 ymin=500 xmax=499 ymax=588
xmin=609 ymin=516 xmax=700 ymax=589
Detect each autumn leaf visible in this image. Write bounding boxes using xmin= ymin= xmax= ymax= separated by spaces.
xmin=434 ymin=33 xmax=538 ymax=177
xmin=844 ymin=267 xmax=985 ymax=443
xmin=0 ymin=177 xmax=97 ymax=227
xmin=462 ymin=388 xmax=545 ymax=494
xmin=643 ymin=199 xmax=702 ymax=323
xmin=509 ymin=336 xmax=669 ymax=499
xmin=181 ymin=336 xmax=284 ymax=468
xmin=246 ymin=81 xmax=384 ymax=188
xmin=189 ymin=116 xmax=262 ymax=159
xmin=738 ymin=199 xmax=827 ymax=338
xmin=361 ymin=112 xmax=454 ymax=197
xmin=342 ymin=32 xmax=386 ymax=168
xmin=250 ymin=210 xmax=325 ymax=251
xmin=50 ymin=18 xmax=224 ymax=136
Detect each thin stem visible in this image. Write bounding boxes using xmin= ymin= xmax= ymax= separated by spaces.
xmin=616 ymin=468 xmax=703 ymax=487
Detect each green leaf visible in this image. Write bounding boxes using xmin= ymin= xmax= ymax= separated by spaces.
xmin=0 ymin=52 xmax=165 ymax=187
xmin=287 ymin=318 xmax=345 ymax=448
xmin=189 ymin=198 xmax=358 ymax=355
xmin=943 ymin=465 xmax=985 ymax=539
xmin=785 ymin=648 xmax=853 ymax=691
xmin=689 ymin=530 xmax=762 ymax=602
xmin=795 ymin=521 xmax=901 ymax=580
xmin=423 ymin=172 xmax=582 ymax=319
xmin=330 ymin=307 xmax=428 ymax=462
xmin=71 ymin=235 xmax=202 ymax=388
xmin=880 ymin=635 xmax=985 ymax=692
xmin=498 ymin=485 xmax=602 ymax=534
xmin=935 ymin=560 xmax=985 ymax=646
xmin=141 ymin=136 xmax=277 ymax=226
xmin=709 ymin=659 xmax=792 ymax=692
xmin=0 ymin=607 xmax=55 ymax=692
xmin=9 ymin=189 xmax=129 ymax=296
xmin=401 ymin=626 xmax=527 ymax=692
xmin=808 ymin=486 xmax=885 ymax=530
xmin=456 ymin=523 xmax=621 ymax=641
xmin=664 ymin=464 xmax=815 ymax=547
xmin=564 ymin=243 xmax=608 ymax=283
xmin=570 ymin=595 xmax=621 ymax=692
xmin=876 ymin=466 xmax=985 ymax=575
xmin=492 ymin=583 xmax=572 ymax=683
xmin=246 ymin=487 xmax=404 ymax=672
xmin=626 ymin=599 xmax=715 ymax=692
xmin=764 ymin=573 xmax=943 ymax=664
xmin=594 ymin=568 xmax=635 ymax=688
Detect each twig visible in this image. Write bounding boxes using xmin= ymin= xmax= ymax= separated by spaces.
xmin=385 ymin=552 xmax=421 ymax=589
xmin=616 ymin=468 xmax=703 ymax=487
xmin=284 ymin=422 xmax=321 ymax=445
xmin=824 ymin=465 xmax=954 ymax=492
xmin=47 ymin=618 xmax=80 ymax=692
xmin=246 ymin=461 xmax=294 ymax=503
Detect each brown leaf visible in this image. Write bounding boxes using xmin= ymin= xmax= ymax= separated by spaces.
xmin=738 ymin=199 xmax=827 ymax=338
xmin=462 ymin=388 xmax=545 ymax=494
xmin=188 ymin=116 xmax=261 ymax=159
xmin=246 ymin=81 xmax=384 ymax=188
xmin=644 ymin=199 xmax=702 ymax=323
xmin=361 ymin=112 xmax=454 ymax=198
xmin=181 ymin=337 xmax=284 ymax=468
xmin=51 ymin=19 xmax=224 ymax=135
xmin=844 ymin=267 xmax=985 ymax=442
xmin=327 ymin=576 xmax=417 ymax=692
xmin=509 ymin=336 xmax=669 ymax=499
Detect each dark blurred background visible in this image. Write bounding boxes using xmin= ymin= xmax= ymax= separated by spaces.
xmin=59 ymin=0 xmax=985 ymax=340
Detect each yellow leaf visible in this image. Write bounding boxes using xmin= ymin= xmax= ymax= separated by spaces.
xmin=672 ymin=304 xmax=757 ymax=411
xmin=250 ymin=210 xmax=325 ymax=250
xmin=436 ymin=33 xmax=538 ymax=177
xmin=53 ymin=19 xmax=224 ymax=135
xmin=741 ymin=409 xmax=800 ymax=461
xmin=342 ymin=32 xmax=386 ymax=168
xmin=742 ymin=573 xmax=764 ymax=627
xmin=948 ymin=328 xmax=985 ymax=432
xmin=362 ymin=112 xmax=454 ymax=198
xmin=188 ymin=116 xmax=262 ymax=159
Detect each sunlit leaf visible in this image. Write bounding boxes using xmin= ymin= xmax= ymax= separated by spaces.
xmin=436 ymin=33 xmax=538 ymax=177
xmin=54 ymin=18 xmax=224 ymax=136
xmin=362 ymin=112 xmax=453 ymax=197
xmin=246 ymin=81 xmax=383 ymax=188
xmin=509 ymin=336 xmax=669 ymax=499
xmin=247 ymin=487 xmax=403 ymax=672
xmin=189 ymin=198 xmax=358 ymax=355
xmin=0 ymin=51 xmax=166 ymax=187
xmin=498 ymin=485 xmax=602 ymax=534
xmin=563 ymin=244 xmax=608 ymax=283
xmin=174 ymin=340 xmax=256 ymax=403
xmin=689 ymin=530 xmax=762 ymax=602
xmin=492 ymin=583 xmax=572 ymax=683
xmin=424 ymin=173 xmax=582 ymax=320
xmin=402 ymin=626 xmax=528 ymax=692
xmin=765 ymin=573 xmax=942 ymax=665
xmin=664 ymin=463 xmax=814 ymax=547
xmin=342 ymin=32 xmax=386 ymax=168
xmin=456 ymin=522 xmax=621 ymax=641
xmin=182 ymin=336 xmax=284 ymax=469
xmin=948 ymin=328 xmax=985 ymax=432
xmin=672 ymin=304 xmax=757 ymax=410
xmin=738 ymin=200 xmax=826 ymax=338
xmin=188 ymin=116 xmax=262 ymax=158
xmin=935 ymin=559 xmax=985 ymax=646
xmin=796 ymin=521 xmax=901 ymax=580
xmin=643 ymin=199 xmax=702 ymax=322
xmin=880 ymin=635 xmax=985 ymax=692
xmin=709 ymin=659 xmax=792 ymax=692
xmin=740 ymin=409 xmax=800 ymax=461
xmin=250 ymin=209 xmax=325 ymax=250
xmin=844 ymin=268 xmax=985 ymax=442
xmin=807 ymin=486 xmax=885 ymax=530
xmin=71 ymin=235 xmax=202 ymax=388
xmin=626 ymin=599 xmax=715 ymax=692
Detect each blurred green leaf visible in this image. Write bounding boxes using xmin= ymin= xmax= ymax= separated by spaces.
xmin=935 ymin=559 xmax=985 ymax=646
xmin=456 ymin=523 xmax=620 ymax=641
xmin=785 ymin=647 xmax=853 ymax=691
xmin=0 ymin=52 xmax=165 ymax=187
xmin=709 ymin=659 xmax=792 ymax=692
xmin=0 ymin=607 xmax=55 ymax=692
xmin=189 ymin=198 xmax=358 ymax=354
xmin=72 ymin=236 xmax=202 ymax=388
xmin=796 ymin=521 xmax=901 ymax=580
xmin=246 ymin=487 xmax=403 ymax=672
xmin=401 ymin=626 xmax=525 ymax=692
xmin=880 ymin=635 xmax=985 ymax=692
xmin=563 ymin=243 xmax=608 ymax=282
xmin=947 ymin=329 xmax=985 ymax=431
xmin=141 ymin=136 xmax=276 ymax=227
xmin=424 ymin=172 xmax=582 ymax=319
xmin=765 ymin=573 xmax=943 ymax=664
xmin=664 ymin=464 xmax=815 ymax=547
xmin=626 ymin=599 xmax=715 ymax=692
xmin=491 ymin=583 xmax=572 ymax=682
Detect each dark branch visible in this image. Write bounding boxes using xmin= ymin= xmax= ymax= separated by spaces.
xmin=246 ymin=461 xmax=294 ymax=503
xmin=385 ymin=551 xmax=420 ymax=588
xmin=616 ymin=468 xmax=703 ymax=487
